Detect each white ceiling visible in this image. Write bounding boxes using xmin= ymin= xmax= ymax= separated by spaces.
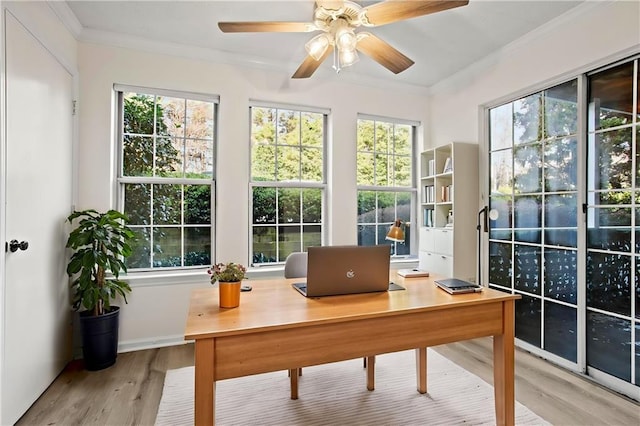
xmin=63 ymin=0 xmax=585 ymax=89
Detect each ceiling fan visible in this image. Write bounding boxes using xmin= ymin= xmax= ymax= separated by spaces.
xmin=218 ymin=0 xmax=469 ymax=79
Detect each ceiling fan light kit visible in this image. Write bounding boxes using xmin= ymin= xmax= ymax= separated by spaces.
xmin=218 ymin=0 xmax=469 ymax=79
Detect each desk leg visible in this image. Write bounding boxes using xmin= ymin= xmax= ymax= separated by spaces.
xmin=289 ymin=369 xmax=299 ymax=400
xmin=493 ymin=300 xmax=515 ymax=426
xmin=194 ymin=338 xmax=215 ymax=425
xmin=366 ymin=356 xmax=375 ymax=391
xmin=415 ymin=348 xmax=427 ymax=394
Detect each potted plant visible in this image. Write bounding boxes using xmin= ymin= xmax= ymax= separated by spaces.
xmin=208 ymin=262 xmax=247 ymax=308
xmin=66 ymin=209 xmax=135 ymax=370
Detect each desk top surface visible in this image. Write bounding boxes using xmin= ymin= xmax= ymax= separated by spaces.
xmin=184 ymin=274 xmax=518 ymax=340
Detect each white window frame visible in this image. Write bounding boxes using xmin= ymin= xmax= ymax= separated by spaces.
xmin=114 ymin=84 xmax=219 ymax=272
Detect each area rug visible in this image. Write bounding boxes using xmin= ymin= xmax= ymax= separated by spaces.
xmin=155 ymin=349 xmax=549 ymax=425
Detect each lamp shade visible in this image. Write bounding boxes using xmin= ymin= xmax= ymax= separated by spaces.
xmin=305 ymin=33 xmax=330 ymax=61
xmin=386 ymin=220 xmax=405 ymax=242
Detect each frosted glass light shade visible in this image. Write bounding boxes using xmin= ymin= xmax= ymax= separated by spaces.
xmin=305 ymin=33 xmax=331 ymax=61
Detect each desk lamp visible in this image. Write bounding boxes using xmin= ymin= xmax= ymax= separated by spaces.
xmin=386 ymin=220 xmax=405 ymax=243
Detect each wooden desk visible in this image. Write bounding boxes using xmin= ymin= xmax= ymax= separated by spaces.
xmin=184 ymin=275 xmax=519 ymax=425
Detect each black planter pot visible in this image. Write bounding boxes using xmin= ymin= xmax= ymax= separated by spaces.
xmin=79 ymin=306 xmax=120 ymax=371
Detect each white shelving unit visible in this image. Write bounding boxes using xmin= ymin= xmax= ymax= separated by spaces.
xmin=418 ymin=142 xmax=478 ymax=281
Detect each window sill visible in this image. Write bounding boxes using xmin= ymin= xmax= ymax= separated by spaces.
xmin=121 ymin=257 xmax=417 ymax=288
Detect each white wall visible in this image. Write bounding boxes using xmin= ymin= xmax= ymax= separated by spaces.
xmin=77 ymin=43 xmax=429 ymax=349
xmin=428 ymin=1 xmax=640 ymax=150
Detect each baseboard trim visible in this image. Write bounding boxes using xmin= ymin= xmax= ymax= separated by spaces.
xmin=118 ymin=335 xmax=191 ymax=353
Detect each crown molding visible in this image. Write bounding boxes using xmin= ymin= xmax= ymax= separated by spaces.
xmin=47 ymin=0 xmax=82 ymax=38
xmin=47 ymin=1 xmax=429 ymax=96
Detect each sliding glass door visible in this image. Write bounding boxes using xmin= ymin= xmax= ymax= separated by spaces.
xmin=486 ymin=56 xmax=638 ymax=395
xmin=586 ymin=60 xmax=638 ymax=385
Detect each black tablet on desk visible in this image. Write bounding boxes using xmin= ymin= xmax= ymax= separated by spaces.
xmin=434 ymin=278 xmax=483 ymax=294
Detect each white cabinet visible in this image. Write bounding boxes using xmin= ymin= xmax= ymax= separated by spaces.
xmin=418 ymin=142 xmax=478 ymax=281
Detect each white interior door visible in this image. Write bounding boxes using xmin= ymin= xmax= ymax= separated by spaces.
xmin=1 ymin=12 xmax=73 ymax=425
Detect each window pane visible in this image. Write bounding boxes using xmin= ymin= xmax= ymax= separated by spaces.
xmin=544 ymin=79 xmax=578 ymax=138
xmin=124 ymin=183 xmax=150 ymax=225
xmin=375 ymin=154 xmax=390 ymax=186
xmin=302 ymin=188 xmax=322 ymax=223
xmin=586 ymin=251 xmax=631 ymax=316
xmin=544 ymin=248 xmax=577 ymax=304
xmin=186 ymin=99 xmax=214 ymax=139
xmin=153 ymin=184 xmax=182 ymax=225
xmin=544 ymin=302 xmax=577 ymax=362
xmin=394 ymin=125 xmax=411 ymax=156
xmin=277 ymin=110 xmax=300 ymax=146
xmin=544 ymin=138 xmax=577 ymax=192
xmin=153 ymin=227 xmax=181 ymax=267
xmin=357 ymin=152 xmax=374 ymax=185
xmin=301 ymin=147 xmax=323 ymax=182
xmin=587 ymin=207 xmax=631 ymax=252
xmin=358 ymin=224 xmax=376 ymax=246
xmin=185 ymin=138 xmax=213 ymax=177
xmin=489 ymin=196 xmax=512 ymax=240
xmin=155 ymin=136 xmax=183 ymax=177
xmin=393 ymin=155 xmax=412 ymax=187
xmin=127 ymin=227 xmax=150 ymax=269
xmin=301 ymin=112 xmax=323 ymax=148
xmin=514 ymin=244 xmax=541 ymax=295
xmin=397 ymin=192 xmax=411 ymax=222
xmin=123 ymin=135 xmax=153 ymax=177
xmin=278 ymin=188 xmax=301 ymax=223
xmin=185 ymin=227 xmax=211 ymax=266
xmin=358 ymin=190 xmax=376 ymax=222
xmin=588 ymin=128 xmax=633 ymax=191
xmin=376 ymin=192 xmax=395 ymax=223
xmin=357 ymin=120 xmax=375 ymax=152
xmin=375 ymin=122 xmax=392 ymax=153
xmin=123 ymin=93 xmax=154 ymax=135
xmin=252 ymin=226 xmax=276 ymax=264
xmin=157 ymin=96 xmax=185 ymax=137
xmin=184 ymin=185 xmax=211 ymax=224
xmin=515 ymin=294 xmax=541 ymax=346
xmin=252 ymin=107 xmax=276 ymax=145
xmin=545 ymin=194 xmax=577 ymax=228
xmin=490 ymin=103 xmax=513 ymax=150
xmin=489 ymin=242 xmax=512 ymax=287
xmin=279 ymin=225 xmax=301 ymax=261
xmin=490 ymin=148 xmax=513 ymax=195
xmin=277 ymin=146 xmax=301 ymax=181
xmin=587 ymin=312 xmax=631 ymax=381
xmin=588 ymin=61 xmax=634 ymax=131
xmin=514 ymin=93 xmax=541 ymax=145
xmin=514 ymin=143 xmax=542 ymax=193
xmin=514 ymin=195 xmax=541 ymax=243
xmin=253 ymin=187 xmax=276 ymax=224
xmin=252 ymin=144 xmax=276 ymax=181
xmin=303 ymin=225 xmax=321 ymax=249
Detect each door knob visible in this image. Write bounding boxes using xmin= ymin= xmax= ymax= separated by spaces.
xmin=6 ymin=240 xmax=29 ymax=253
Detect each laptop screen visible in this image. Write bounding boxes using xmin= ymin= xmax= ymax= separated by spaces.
xmin=297 ymin=245 xmax=391 ymax=297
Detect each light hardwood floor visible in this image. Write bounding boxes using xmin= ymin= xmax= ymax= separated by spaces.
xmin=17 ymin=337 xmax=639 ymax=425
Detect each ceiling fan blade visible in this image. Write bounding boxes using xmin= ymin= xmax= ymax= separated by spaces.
xmin=362 ymin=0 xmax=469 ymax=27
xmin=356 ymin=33 xmax=414 ymax=74
xmin=315 ymin=0 xmax=345 ymax=11
xmin=292 ymin=45 xmax=334 ymax=79
xmin=218 ymin=22 xmax=316 ymax=33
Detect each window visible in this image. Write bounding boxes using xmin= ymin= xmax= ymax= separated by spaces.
xmin=250 ymin=104 xmax=326 ymax=265
xmin=115 ymin=85 xmax=217 ymax=270
xmin=356 ymin=116 xmax=416 ymax=256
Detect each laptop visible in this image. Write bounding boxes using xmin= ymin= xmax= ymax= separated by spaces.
xmin=292 ymin=245 xmax=403 ymax=297
xmin=434 ymin=278 xmax=483 ymax=294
